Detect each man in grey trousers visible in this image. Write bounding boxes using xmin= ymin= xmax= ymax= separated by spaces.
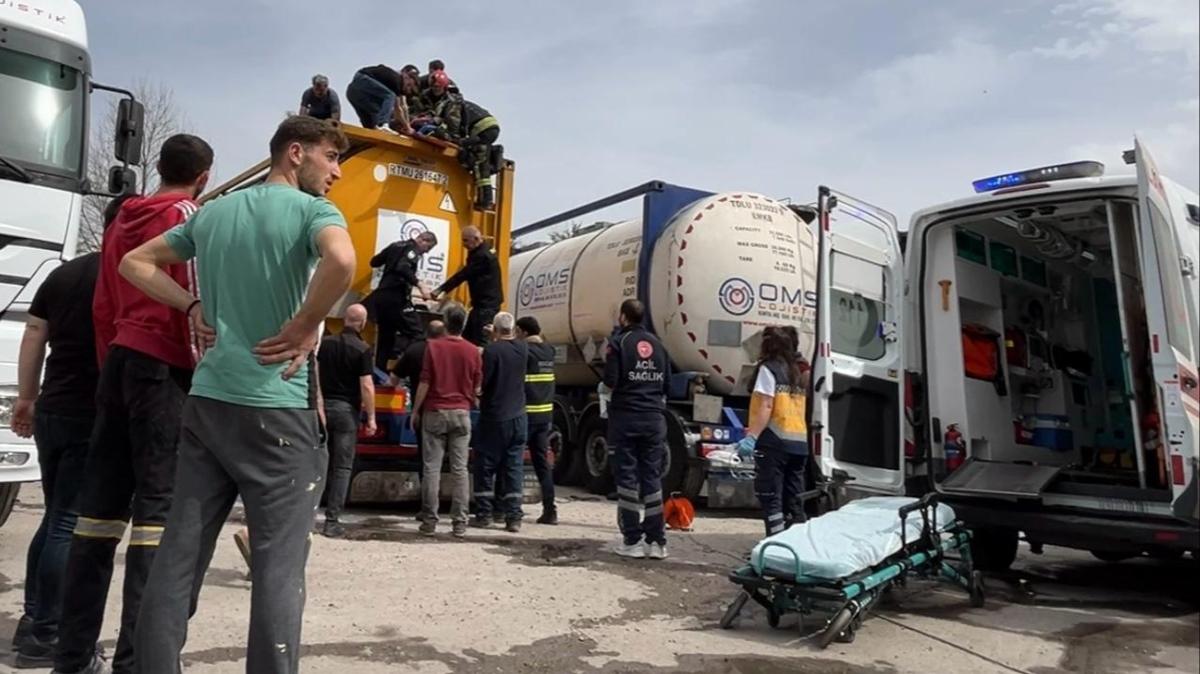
xmin=317 ymin=303 xmax=377 ymax=538
xmin=410 ymin=303 xmax=481 ymax=537
xmin=119 ymin=116 xmax=356 ymax=674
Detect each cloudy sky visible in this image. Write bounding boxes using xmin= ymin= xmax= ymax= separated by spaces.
xmin=85 ymin=0 xmax=1199 ymax=231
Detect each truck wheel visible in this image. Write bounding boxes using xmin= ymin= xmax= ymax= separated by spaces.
xmin=0 ymin=483 xmax=20 ymax=528
xmin=551 ymin=403 xmax=576 ymax=485
xmin=580 ymin=417 xmax=614 ymax=495
xmin=971 ymin=527 xmax=1019 ymax=572
xmin=661 ymin=410 xmax=695 ymax=497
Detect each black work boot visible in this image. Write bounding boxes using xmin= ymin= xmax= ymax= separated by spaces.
xmin=475 ymin=185 xmax=495 ymax=210
xmin=536 ymin=508 xmax=558 ymax=525
xmin=10 ymin=614 xmax=32 ymax=652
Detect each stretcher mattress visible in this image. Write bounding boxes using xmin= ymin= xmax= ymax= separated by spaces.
xmin=750 ymin=497 xmax=958 ymax=581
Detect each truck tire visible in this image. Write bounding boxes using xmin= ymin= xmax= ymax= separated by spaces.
xmin=661 ymin=410 xmax=696 ymax=497
xmin=0 ymin=483 xmax=20 ymax=529
xmin=971 ymin=527 xmax=1019 ymax=572
xmin=550 ymin=405 xmax=575 ymax=486
xmin=579 ymin=415 xmax=614 ymax=495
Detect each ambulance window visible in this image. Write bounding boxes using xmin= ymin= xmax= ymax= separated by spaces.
xmin=830 ymin=251 xmax=886 ymax=361
xmin=830 ymin=290 xmax=885 ymax=360
xmin=1148 ymin=202 xmax=1193 ymax=361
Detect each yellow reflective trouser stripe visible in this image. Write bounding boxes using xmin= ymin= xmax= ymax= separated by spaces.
xmin=527 ymin=403 xmax=554 ymax=413
xmin=74 ymin=517 xmax=128 ymax=540
xmin=470 ymin=116 xmax=499 ymax=136
xmin=129 ymin=525 xmax=165 ymax=547
xmin=525 ymin=374 xmax=555 ymax=383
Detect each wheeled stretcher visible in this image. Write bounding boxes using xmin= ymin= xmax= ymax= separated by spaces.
xmin=720 ymin=493 xmax=985 ymax=648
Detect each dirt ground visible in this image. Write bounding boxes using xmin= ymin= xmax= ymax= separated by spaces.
xmin=0 ymin=485 xmax=1196 ymax=673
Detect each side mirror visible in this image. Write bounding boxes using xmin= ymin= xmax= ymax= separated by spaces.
xmin=114 ymin=99 xmax=145 ymax=165
xmin=107 ymin=165 xmax=138 ymax=195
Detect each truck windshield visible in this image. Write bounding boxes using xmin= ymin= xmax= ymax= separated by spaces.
xmin=0 ymin=46 xmax=85 ymax=180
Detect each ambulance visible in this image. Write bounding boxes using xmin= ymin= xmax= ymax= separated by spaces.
xmin=812 ymin=138 xmax=1199 ymax=568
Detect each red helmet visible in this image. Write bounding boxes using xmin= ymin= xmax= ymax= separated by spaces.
xmin=430 ymin=70 xmax=450 ymax=90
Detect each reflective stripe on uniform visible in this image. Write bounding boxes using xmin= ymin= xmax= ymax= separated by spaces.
xmin=617 ymin=486 xmax=639 ymax=501
xmin=129 ymin=525 xmax=165 ymax=547
xmin=644 ymin=504 xmax=664 ymax=517
xmin=766 ymin=512 xmax=785 ymax=523
xmin=74 ymin=517 xmax=128 ymax=540
xmin=526 ymin=403 xmax=554 ymax=414
xmin=525 ymin=374 xmax=555 ymax=383
xmin=470 ymin=116 xmax=499 ymax=136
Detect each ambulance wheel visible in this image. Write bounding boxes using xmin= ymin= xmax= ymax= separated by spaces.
xmin=969 ymin=570 xmax=986 ymax=608
xmin=0 ymin=483 xmax=18 ymax=528
xmin=720 ymin=591 xmax=749 ymax=629
xmin=819 ymin=607 xmax=855 ymax=649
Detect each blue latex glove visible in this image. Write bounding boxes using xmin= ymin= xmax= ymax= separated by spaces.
xmin=735 ymin=434 xmax=757 ymax=459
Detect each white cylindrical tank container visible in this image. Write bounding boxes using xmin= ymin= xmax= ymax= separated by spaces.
xmin=510 ymin=192 xmax=817 ymax=395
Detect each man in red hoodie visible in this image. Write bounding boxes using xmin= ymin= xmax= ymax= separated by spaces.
xmin=53 ymin=134 xmax=213 ymax=674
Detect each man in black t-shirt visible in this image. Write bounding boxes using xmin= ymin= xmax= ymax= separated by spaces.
xmin=9 ymin=249 xmax=102 ymax=666
xmin=298 ymin=74 xmax=341 ymax=121
xmin=317 ymin=304 xmax=377 ymax=538
xmin=470 ymin=312 xmax=527 ymax=532
xmin=346 ymin=64 xmax=410 ymax=130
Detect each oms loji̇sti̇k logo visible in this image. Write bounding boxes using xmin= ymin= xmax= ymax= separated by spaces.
xmin=718 ymin=277 xmax=755 ymax=316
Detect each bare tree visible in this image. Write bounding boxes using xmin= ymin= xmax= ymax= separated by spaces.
xmin=79 ymin=79 xmax=192 ymax=252
xmin=548 ymin=220 xmax=588 ymax=243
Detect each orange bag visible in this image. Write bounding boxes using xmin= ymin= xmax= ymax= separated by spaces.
xmin=962 ymin=324 xmax=1001 ymax=380
xmin=664 ymin=493 xmax=695 ymax=531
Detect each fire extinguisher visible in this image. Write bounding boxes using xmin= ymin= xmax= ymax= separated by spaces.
xmin=944 ymin=424 xmax=966 ymax=473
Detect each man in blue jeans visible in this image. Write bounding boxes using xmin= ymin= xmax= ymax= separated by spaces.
xmin=470 ymin=312 xmax=527 ymax=533
xmin=8 ymin=196 xmax=127 ymax=666
xmin=345 ymin=64 xmax=414 ymax=131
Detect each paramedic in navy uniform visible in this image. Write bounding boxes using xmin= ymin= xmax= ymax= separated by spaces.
xmin=603 ymin=299 xmax=671 ymax=561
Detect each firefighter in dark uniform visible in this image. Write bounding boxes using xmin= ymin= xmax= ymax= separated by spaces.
xmin=603 ymin=299 xmax=672 ymax=560
xmin=365 ymin=230 xmax=438 ymax=370
xmin=517 ymin=316 xmax=558 ymax=524
xmin=454 ymin=99 xmax=500 ymax=210
xmin=434 ymin=226 xmax=501 ymax=346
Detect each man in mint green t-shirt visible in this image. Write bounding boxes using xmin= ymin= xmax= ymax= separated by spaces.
xmin=118 ymin=116 xmax=356 ymax=674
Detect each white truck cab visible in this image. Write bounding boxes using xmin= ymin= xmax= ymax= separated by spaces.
xmin=812 ymin=138 xmax=1199 ymax=569
xmin=0 ymin=0 xmax=143 ymax=526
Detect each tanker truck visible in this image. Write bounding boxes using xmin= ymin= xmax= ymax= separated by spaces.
xmin=509 ymin=181 xmax=819 ymax=505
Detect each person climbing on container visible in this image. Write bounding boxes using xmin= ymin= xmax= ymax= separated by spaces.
xmin=345 ymin=64 xmax=406 ymax=131
xmin=735 ymin=326 xmax=811 ymax=537
xmin=517 ymin=316 xmax=558 ymax=525
xmin=453 ymin=98 xmax=501 ymax=210
xmin=298 ymin=74 xmax=341 ymax=121
xmin=604 ymin=299 xmax=672 ymax=560
xmin=366 ymin=230 xmax=438 ymax=370
xmin=433 ymin=225 xmax=501 ymax=346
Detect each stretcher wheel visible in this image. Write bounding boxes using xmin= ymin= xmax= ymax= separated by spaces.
xmin=818 ymin=607 xmax=855 ymax=649
xmin=720 ymin=592 xmax=750 ymax=629
xmin=969 ymin=570 xmax=986 ymax=608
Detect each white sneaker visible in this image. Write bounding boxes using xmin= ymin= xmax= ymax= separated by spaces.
xmin=613 ymin=541 xmax=646 ymax=559
xmin=646 ymin=542 xmax=669 ymax=560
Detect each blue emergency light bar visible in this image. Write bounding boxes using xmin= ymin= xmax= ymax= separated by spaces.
xmin=972 ymin=161 xmax=1105 ymax=193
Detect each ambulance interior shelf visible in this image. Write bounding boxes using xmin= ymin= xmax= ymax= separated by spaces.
xmin=934 ymin=202 xmax=1166 ymax=495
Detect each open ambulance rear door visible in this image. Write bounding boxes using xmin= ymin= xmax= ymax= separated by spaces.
xmin=1133 ymin=138 xmax=1200 ymax=524
xmin=810 ymin=187 xmax=907 ymax=495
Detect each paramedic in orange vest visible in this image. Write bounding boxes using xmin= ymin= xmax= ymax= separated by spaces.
xmin=736 ymin=326 xmax=811 ymax=537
